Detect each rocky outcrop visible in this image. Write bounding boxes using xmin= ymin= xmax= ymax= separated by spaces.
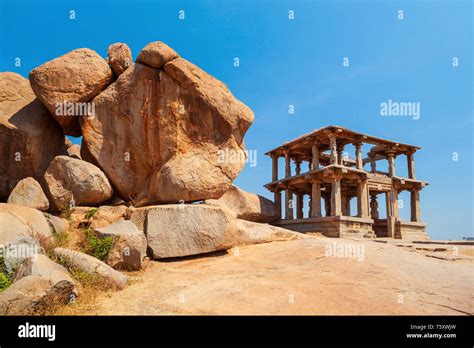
xmin=29 ymin=48 xmax=113 ymax=136
xmin=81 ymin=48 xmax=253 ymax=206
xmin=226 ymin=219 xmax=307 ymax=246
xmin=0 ymin=72 xmax=66 ymax=200
xmin=205 ymin=185 xmax=279 ymax=223
xmin=54 ymin=247 xmax=128 ymax=289
xmin=43 ymin=156 xmax=113 ymax=211
xmin=90 ymin=205 xmax=128 ymax=228
xmin=7 ymin=177 xmax=49 ymax=211
xmin=67 ymin=144 xmax=82 ymax=159
xmin=0 ymin=275 xmax=75 ymax=315
xmin=107 ymin=43 xmax=132 ymax=76
xmin=136 ymin=41 xmax=178 ymax=68
xmin=94 ymin=221 xmax=147 ymax=271
xmin=0 ymin=203 xmax=53 ymax=243
xmin=145 ymin=204 xmax=232 ymax=259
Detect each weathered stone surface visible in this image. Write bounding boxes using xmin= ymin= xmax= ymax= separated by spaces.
xmin=45 ymin=214 xmax=68 ymax=234
xmin=67 ymin=144 xmax=82 ymax=159
xmin=53 ymin=247 xmax=128 ymax=289
xmin=90 ymin=205 xmax=127 ymax=229
xmin=0 ymin=274 xmax=75 ymax=315
xmin=136 ymin=41 xmax=178 ymax=68
xmin=205 ymin=185 xmax=279 ymax=223
xmin=7 ymin=177 xmax=49 ymax=211
xmin=226 ymin=219 xmax=307 ymax=246
xmin=0 ymin=203 xmax=53 ymax=241
xmin=29 ymin=48 xmax=113 ymax=136
xmin=43 ymin=156 xmax=113 ymax=211
xmin=0 ymin=72 xmax=66 ymax=200
xmin=94 ymin=220 xmax=147 ymax=271
xmin=13 ymin=254 xmax=75 ymax=287
xmin=146 ymin=204 xmax=232 ymax=259
xmin=81 ymin=57 xmax=253 ymax=206
xmin=107 ymin=42 xmax=132 ymax=76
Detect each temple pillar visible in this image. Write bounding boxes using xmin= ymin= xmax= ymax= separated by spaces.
xmin=285 ymin=150 xmax=291 ymax=177
xmin=386 ymin=188 xmax=399 ymax=238
xmin=295 ymin=160 xmax=301 ymax=175
xmin=337 ymin=145 xmax=344 ymax=165
xmin=311 ymin=144 xmax=319 ymax=170
xmin=271 ymin=155 xmax=278 ymax=181
xmin=354 ymin=143 xmax=363 ymax=170
xmin=296 ymin=193 xmax=304 ymax=219
xmin=357 ymin=180 xmax=369 ymax=218
xmin=407 ymin=152 xmax=416 ymax=179
xmin=274 ymin=191 xmax=282 ymax=219
xmin=370 ymin=193 xmax=379 ymax=220
xmin=331 ymin=176 xmax=342 ymax=216
xmin=285 ymin=188 xmax=293 ymax=219
xmin=387 ymin=151 xmax=396 ymax=177
xmin=410 ymin=189 xmax=421 ymax=222
xmin=324 ymin=192 xmax=331 ymax=217
xmin=346 ymin=196 xmax=351 ymax=216
xmin=329 ymin=136 xmax=337 ymax=164
xmin=311 ymin=180 xmax=322 ymax=217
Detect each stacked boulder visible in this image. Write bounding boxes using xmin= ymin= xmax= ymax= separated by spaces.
xmin=0 ymin=40 xmax=305 ymax=313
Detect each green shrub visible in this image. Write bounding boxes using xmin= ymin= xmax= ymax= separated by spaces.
xmin=85 ymin=208 xmax=98 ymax=220
xmin=0 ymin=256 xmax=15 ymax=292
xmin=0 ymin=273 xmax=10 ymax=292
xmin=83 ymin=229 xmax=113 ymax=261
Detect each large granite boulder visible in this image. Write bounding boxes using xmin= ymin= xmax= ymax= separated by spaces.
xmin=94 ymin=220 xmax=147 ymax=271
xmin=0 ymin=203 xmax=53 ymax=243
xmin=226 ymin=219 xmax=307 ymax=246
xmin=205 ymin=185 xmax=279 ymax=223
xmin=107 ymin=42 xmax=132 ymax=76
xmin=29 ymin=48 xmax=113 ymax=136
xmin=81 ymin=43 xmax=253 ymax=206
xmin=0 ymin=72 xmax=66 ymax=200
xmin=43 ymin=156 xmax=113 ymax=211
xmin=145 ymin=204 xmax=233 ymax=259
xmin=136 ymin=41 xmax=178 ymax=68
xmin=90 ymin=205 xmax=128 ymax=228
xmin=7 ymin=177 xmax=49 ymax=211
xmin=0 ymin=274 xmax=75 ymax=315
xmin=53 ymin=247 xmax=128 ymax=289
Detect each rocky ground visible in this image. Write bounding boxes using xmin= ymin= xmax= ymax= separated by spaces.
xmin=62 ymin=236 xmax=473 ymax=315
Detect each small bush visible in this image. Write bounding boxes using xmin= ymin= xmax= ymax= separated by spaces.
xmin=83 ymin=229 xmax=114 ymax=261
xmin=0 ymin=256 xmax=15 ymax=292
xmin=0 ymin=273 xmax=10 ymax=292
xmin=85 ymin=208 xmax=98 ymax=220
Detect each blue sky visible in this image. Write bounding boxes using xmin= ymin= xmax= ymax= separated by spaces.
xmin=1 ymin=0 xmax=472 ymax=239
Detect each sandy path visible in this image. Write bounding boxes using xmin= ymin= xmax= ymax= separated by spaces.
xmin=68 ymin=237 xmax=473 ymax=315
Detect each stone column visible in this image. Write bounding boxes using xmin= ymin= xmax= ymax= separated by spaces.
xmin=324 ymin=193 xmax=331 ymax=217
xmin=346 ymin=196 xmax=351 ymax=216
xmin=357 ymin=179 xmax=369 ymax=218
xmin=341 ymin=194 xmax=347 ymax=217
xmin=369 ymin=153 xmax=377 ymax=173
xmin=337 ymin=145 xmax=344 ymax=165
xmin=296 ymin=193 xmax=304 ymax=219
xmin=311 ymin=180 xmax=322 ymax=218
xmin=329 ymin=136 xmax=337 ymax=164
xmin=387 ymin=151 xmax=396 ymax=177
xmin=407 ymin=152 xmax=416 ymax=179
xmin=285 ymin=150 xmax=291 ymax=178
xmin=311 ymin=144 xmax=319 ymax=170
xmin=410 ymin=189 xmax=421 ymax=222
xmin=271 ymin=155 xmax=278 ymax=181
xmin=295 ymin=160 xmax=301 ymax=175
xmin=370 ymin=194 xmax=379 ymax=219
xmin=285 ymin=188 xmax=293 ymax=219
xmin=354 ymin=142 xmax=363 ymax=170
xmin=274 ymin=191 xmax=282 ymax=219
xmin=331 ymin=176 xmax=342 ymax=216
xmin=386 ymin=188 xmax=399 ymax=238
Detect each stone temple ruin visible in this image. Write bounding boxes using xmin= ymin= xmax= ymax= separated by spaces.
xmin=264 ymin=126 xmax=429 ymax=240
